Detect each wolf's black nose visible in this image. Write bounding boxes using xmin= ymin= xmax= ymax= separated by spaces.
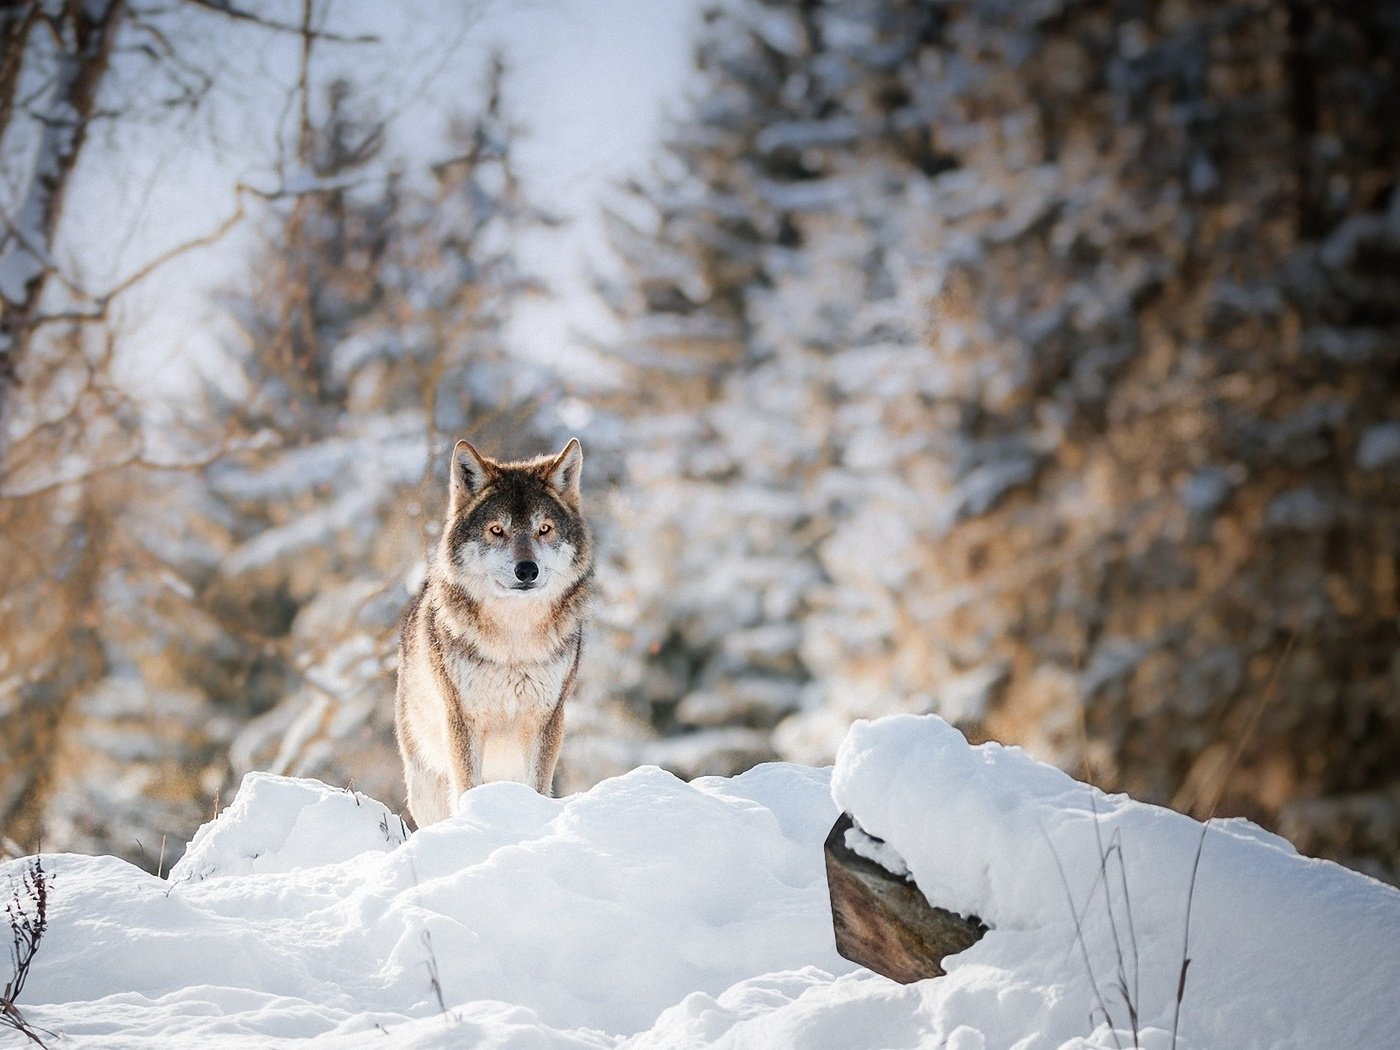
xmin=515 ymin=560 xmax=539 ymax=583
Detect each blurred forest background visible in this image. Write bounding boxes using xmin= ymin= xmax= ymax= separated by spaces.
xmin=2 ymin=0 xmax=1398 ymax=885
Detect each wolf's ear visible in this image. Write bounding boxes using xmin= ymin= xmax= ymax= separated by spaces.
xmin=545 ymin=437 xmax=583 ymax=502
xmin=451 ymin=440 xmax=493 ymax=502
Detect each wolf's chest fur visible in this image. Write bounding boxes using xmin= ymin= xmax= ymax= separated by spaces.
xmin=447 ymin=648 xmax=570 ymax=722
xmin=445 ymin=646 xmax=572 ymax=782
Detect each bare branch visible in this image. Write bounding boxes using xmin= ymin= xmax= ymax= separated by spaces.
xmin=0 ymin=432 xmax=267 ymax=501
xmin=7 ymin=172 xmax=378 ymax=338
xmin=297 ymin=0 xmax=314 ymax=166
xmin=180 ymin=0 xmax=379 ymax=44
xmin=0 ymin=2 xmax=43 ymax=148
xmin=0 ymin=209 xmax=94 ymax=301
xmin=0 ymin=0 xmax=127 ymax=432
xmin=88 ymin=188 xmax=250 ymax=303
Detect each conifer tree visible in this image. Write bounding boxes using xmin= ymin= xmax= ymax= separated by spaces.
xmin=605 ymin=0 xmax=1400 ymax=879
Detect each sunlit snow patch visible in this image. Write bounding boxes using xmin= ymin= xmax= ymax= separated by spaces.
xmin=10 ymin=763 xmax=849 ymax=1048
xmin=4 ymin=717 xmax=1399 ymax=1050
xmin=169 ymin=772 xmax=408 ymax=881
xmin=825 ymin=715 xmax=1400 ymax=1050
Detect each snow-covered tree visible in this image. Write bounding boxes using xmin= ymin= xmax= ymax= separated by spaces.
xmin=0 ymin=0 xmax=399 ymax=861
xmin=601 ymin=0 xmax=1400 ymax=880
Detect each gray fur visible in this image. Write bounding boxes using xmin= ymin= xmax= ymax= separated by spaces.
xmin=395 ymin=438 xmax=592 ymax=826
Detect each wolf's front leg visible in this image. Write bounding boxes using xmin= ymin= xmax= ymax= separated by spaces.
xmin=528 ymin=700 xmax=567 ymax=796
xmin=404 ymin=762 xmax=452 ymax=827
xmin=445 ymin=705 xmax=482 ymax=812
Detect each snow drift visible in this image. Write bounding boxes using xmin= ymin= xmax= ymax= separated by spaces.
xmin=4 ymin=715 xmax=1397 ymax=1048
xmin=832 ymin=716 xmax=1400 ymax=1049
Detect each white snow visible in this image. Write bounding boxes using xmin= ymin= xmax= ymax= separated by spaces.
xmin=843 ymin=822 xmax=910 ymax=879
xmin=170 ymin=774 xmax=408 ymax=882
xmin=832 ymin=716 xmax=1400 ymax=1050
xmin=5 ymin=715 xmax=1398 ymax=1049
xmin=9 ymin=763 xmax=845 ymax=1048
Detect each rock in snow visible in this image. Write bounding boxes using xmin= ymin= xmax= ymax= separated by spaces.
xmin=4 ymin=715 xmax=1398 ymax=1048
xmin=824 ymin=812 xmax=987 ymax=983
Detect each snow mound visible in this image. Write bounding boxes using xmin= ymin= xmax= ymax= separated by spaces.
xmin=828 ymin=715 xmax=1400 ymax=1050
xmin=6 ymin=716 xmax=1399 ymax=1049
xmin=12 ymin=763 xmax=847 ymax=1048
xmin=170 ymin=772 xmax=408 ymax=881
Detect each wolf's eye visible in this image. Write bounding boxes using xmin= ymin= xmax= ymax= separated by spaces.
xmin=537 ymin=522 xmax=552 ymax=537
xmin=488 ymin=524 xmax=505 ymax=538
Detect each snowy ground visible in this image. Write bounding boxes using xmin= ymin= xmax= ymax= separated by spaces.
xmin=4 ymin=716 xmax=1398 ymax=1048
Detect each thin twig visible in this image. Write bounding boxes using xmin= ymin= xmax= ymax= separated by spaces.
xmin=1111 ymin=837 xmax=1141 ymax=1036
xmin=1170 ymin=626 xmax=1299 ymax=1048
xmin=404 ymin=848 xmax=455 ymax=1024
xmin=1039 ymin=820 xmax=1124 ymax=1050
xmin=1 ymin=855 xmax=56 ymax=1048
xmin=1087 ymin=792 xmax=1140 ymax=1047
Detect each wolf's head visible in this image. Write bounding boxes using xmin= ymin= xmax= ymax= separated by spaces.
xmin=437 ymin=438 xmax=591 ymax=601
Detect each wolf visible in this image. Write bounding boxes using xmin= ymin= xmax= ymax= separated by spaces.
xmin=395 ymin=437 xmax=592 ymax=826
